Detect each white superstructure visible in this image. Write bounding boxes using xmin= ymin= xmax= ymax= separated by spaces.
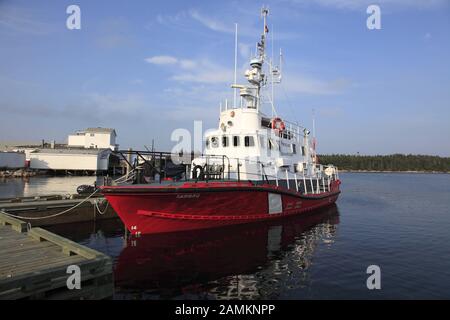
xmin=192 ymin=8 xmax=337 ymax=190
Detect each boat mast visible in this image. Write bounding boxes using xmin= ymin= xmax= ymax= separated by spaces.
xmin=233 ymin=23 xmax=238 ymax=108
xmin=231 ymin=7 xmax=273 ymax=112
xmin=271 ymin=24 xmax=274 ymax=117
xmin=257 ymin=7 xmax=269 ymax=111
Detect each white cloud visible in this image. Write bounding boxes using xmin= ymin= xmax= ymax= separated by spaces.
xmin=156 ymin=9 xmax=299 ymax=41
xmin=146 ymin=55 xmax=234 ymax=84
xmin=189 ymin=10 xmax=234 ymax=33
xmin=155 ymin=11 xmax=188 ymax=26
xmin=145 ymin=55 xmax=179 ymax=65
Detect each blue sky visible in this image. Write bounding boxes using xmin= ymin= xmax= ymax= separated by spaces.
xmin=0 ymin=0 xmax=449 ymax=155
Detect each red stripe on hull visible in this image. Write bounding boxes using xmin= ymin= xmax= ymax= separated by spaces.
xmin=102 ymin=181 xmax=340 ymax=235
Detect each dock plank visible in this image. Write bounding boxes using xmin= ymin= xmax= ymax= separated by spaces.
xmin=0 ymin=212 xmax=113 ymax=300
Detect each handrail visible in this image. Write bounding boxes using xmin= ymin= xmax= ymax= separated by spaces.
xmin=112 ymin=150 xmax=339 ymax=190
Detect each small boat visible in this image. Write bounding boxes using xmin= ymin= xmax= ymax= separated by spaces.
xmin=101 ymin=8 xmax=341 ymax=235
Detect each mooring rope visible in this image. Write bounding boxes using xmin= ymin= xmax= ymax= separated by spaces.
xmin=0 ymin=188 xmax=100 ymax=220
xmin=94 ymin=199 xmax=109 ymax=215
xmin=0 ymin=169 xmax=137 ymax=221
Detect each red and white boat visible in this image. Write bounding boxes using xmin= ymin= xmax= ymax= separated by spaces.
xmin=101 ymin=8 xmax=341 ymax=235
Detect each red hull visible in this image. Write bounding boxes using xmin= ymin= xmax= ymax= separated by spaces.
xmin=101 ymin=180 xmax=340 ymax=235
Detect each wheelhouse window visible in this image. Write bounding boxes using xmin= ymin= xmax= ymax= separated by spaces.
xmin=205 ymin=139 xmax=210 ymax=149
xmin=244 ymin=136 xmax=255 ymax=147
xmin=211 ymin=136 xmax=219 ymax=148
xmin=233 ymin=136 xmax=240 ymax=147
xmin=222 ymin=136 xmax=229 ymax=147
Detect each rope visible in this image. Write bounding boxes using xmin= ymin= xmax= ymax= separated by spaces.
xmin=0 ymin=188 xmax=100 ymax=220
xmin=0 ymin=169 xmax=138 ymax=221
xmin=113 ymin=168 xmax=137 ymax=184
xmin=94 ymin=199 xmax=109 ymax=215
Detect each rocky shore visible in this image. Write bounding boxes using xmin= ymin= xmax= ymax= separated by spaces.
xmin=0 ymin=169 xmax=38 ymax=178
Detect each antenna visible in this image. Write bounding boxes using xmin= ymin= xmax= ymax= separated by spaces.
xmin=233 ymin=23 xmax=238 ymax=108
xmin=279 ymin=48 xmax=283 ymax=81
xmin=312 ymin=109 xmax=317 ymax=158
xmin=271 ymin=24 xmax=274 ymax=117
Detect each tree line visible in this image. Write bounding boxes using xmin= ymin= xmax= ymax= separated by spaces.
xmin=318 ymin=154 xmax=450 ymax=172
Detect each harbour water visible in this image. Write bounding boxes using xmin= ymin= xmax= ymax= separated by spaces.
xmin=0 ymin=176 xmax=103 ymax=198
xmin=1 ymin=172 xmax=450 ymax=299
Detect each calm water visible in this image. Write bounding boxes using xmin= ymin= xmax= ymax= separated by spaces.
xmin=3 ymin=173 xmax=450 ymax=299
xmin=0 ymin=176 xmax=103 ymax=198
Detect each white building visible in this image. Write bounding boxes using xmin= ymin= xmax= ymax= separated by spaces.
xmin=0 ymin=152 xmax=26 ymax=169
xmin=68 ymin=128 xmax=118 ymax=150
xmin=29 ymin=148 xmax=111 ymax=172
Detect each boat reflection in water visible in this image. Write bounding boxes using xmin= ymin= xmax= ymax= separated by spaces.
xmin=115 ymin=205 xmax=340 ymax=299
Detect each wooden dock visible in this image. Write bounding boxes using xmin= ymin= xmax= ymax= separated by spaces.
xmin=0 ymin=194 xmax=117 ymax=227
xmin=0 ymin=212 xmax=113 ymax=299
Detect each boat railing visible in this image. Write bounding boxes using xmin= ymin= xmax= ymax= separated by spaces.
xmin=112 ymin=150 xmax=338 ymax=194
xmin=113 ymin=149 xmax=182 ymax=184
xmin=212 ymin=167 xmax=336 ymax=194
xmin=194 ymin=153 xmax=339 ymax=194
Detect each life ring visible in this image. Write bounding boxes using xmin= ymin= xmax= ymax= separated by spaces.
xmin=192 ymin=165 xmax=204 ymax=180
xmin=271 ymin=117 xmax=286 ymax=134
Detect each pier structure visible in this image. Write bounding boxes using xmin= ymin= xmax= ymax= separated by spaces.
xmin=0 ymin=194 xmax=117 ymax=227
xmin=0 ymin=212 xmax=113 ymax=299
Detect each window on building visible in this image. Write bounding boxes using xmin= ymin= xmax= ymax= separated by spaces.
xmin=301 ymin=146 xmax=306 ymax=156
xmin=222 ymin=136 xmax=229 ymax=147
xmin=244 ymin=136 xmax=255 ymax=147
xmin=268 ymin=139 xmax=273 ymax=150
xmin=292 ymin=144 xmax=297 ymax=154
xmin=233 ymin=136 xmax=240 ymax=147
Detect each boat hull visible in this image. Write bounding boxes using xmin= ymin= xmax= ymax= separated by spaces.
xmin=101 ymin=181 xmax=340 ymax=235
